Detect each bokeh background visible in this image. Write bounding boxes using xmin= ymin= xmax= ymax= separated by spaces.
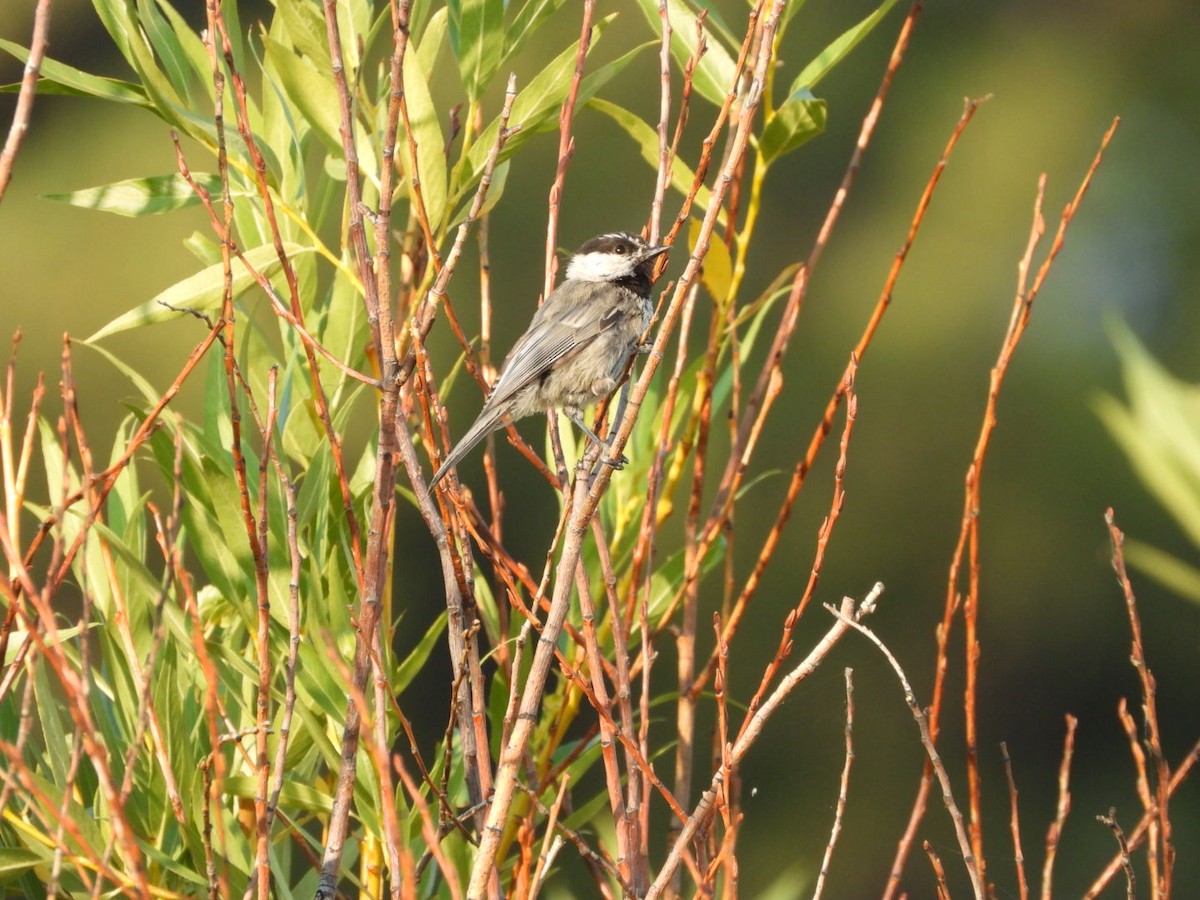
xmin=2 ymin=0 xmax=1197 ymax=896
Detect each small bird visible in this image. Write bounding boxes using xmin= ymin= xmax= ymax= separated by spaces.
xmin=430 ymin=231 xmax=669 ymax=489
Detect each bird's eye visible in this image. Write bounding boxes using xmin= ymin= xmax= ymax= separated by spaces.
xmin=616 ymin=245 xmax=627 ymax=254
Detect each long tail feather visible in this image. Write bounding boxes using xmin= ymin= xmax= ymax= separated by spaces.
xmin=429 ymin=403 xmax=508 ymax=489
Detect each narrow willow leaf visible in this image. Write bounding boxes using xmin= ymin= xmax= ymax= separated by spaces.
xmin=415 ymin=5 xmax=449 ymax=76
xmin=224 ymin=777 xmax=333 ymax=812
xmin=2 ymin=625 xmax=91 ymax=667
xmin=1096 ymin=323 xmax=1200 ymax=548
xmin=633 ymin=0 xmax=737 ymax=107
xmin=136 ymin=0 xmax=192 ymax=99
xmin=278 ymin=0 xmax=332 ymax=70
xmin=448 ymin=0 xmax=505 ymax=100
xmin=0 ymin=848 xmax=43 ymax=878
xmin=0 ymin=39 xmax=148 ymax=106
xmin=156 ymin=0 xmax=217 ymax=102
xmin=688 ymin=217 xmax=732 ymax=300
xmin=136 ymin=840 xmax=210 ymax=887
xmin=393 ymin=612 xmax=448 ymax=694
xmin=503 ymin=0 xmax=568 ymax=61
xmin=93 ymin=0 xmax=191 ymax=133
xmin=1095 ymin=394 xmax=1200 ymax=548
xmin=43 ymin=173 xmax=221 ymax=217
xmin=588 ymin=98 xmax=718 ymax=220
xmin=460 ymin=20 xmax=643 ymax=192
xmin=86 ymin=242 xmax=313 ymax=341
xmin=446 ymin=159 xmax=509 ymax=229
xmin=1125 ymin=539 xmax=1200 ymax=605
xmin=401 ymin=46 xmax=448 ymax=232
xmin=263 ymin=34 xmax=343 ymax=153
xmin=263 ymin=35 xmax=378 ymax=185
xmin=789 ymin=0 xmax=900 ymax=94
xmin=759 ymin=91 xmax=826 ymax=164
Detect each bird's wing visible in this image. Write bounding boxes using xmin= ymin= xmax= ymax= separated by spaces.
xmin=484 ymin=283 xmax=624 ymax=409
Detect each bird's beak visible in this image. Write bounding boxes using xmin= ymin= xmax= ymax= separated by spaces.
xmin=643 ymin=244 xmax=669 ymax=261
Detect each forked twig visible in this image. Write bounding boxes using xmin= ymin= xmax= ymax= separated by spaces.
xmin=829 ymin=605 xmax=983 ymax=900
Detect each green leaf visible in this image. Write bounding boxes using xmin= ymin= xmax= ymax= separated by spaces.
xmin=0 ymin=39 xmax=148 ymax=106
xmin=400 ymin=44 xmax=448 ymax=232
xmin=263 ymin=34 xmax=343 ymax=153
xmin=262 ymin=35 xmax=378 ymax=185
xmin=460 ymin=20 xmax=646 ymax=194
xmin=588 ymin=98 xmax=717 ymax=220
xmin=1124 ymin=539 xmax=1200 ymax=605
xmin=278 ymin=0 xmax=332 ymax=71
xmin=634 ymin=0 xmax=737 ymax=107
xmin=225 ymin=777 xmax=333 ymax=813
xmin=1096 ymin=322 xmax=1200 ymax=549
xmin=447 ymin=159 xmax=509 ymax=229
xmin=789 ymin=0 xmax=900 ymax=94
xmin=415 ymin=5 xmax=449 ymax=76
xmin=0 ymin=848 xmax=43 ymax=879
xmin=394 ymin=612 xmax=448 ymax=695
xmin=448 ymin=0 xmax=505 ymax=100
xmin=503 ymin=0 xmax=568 ymax=61
xmin=90 ymin=0 xmax=192 ymax=134
xmin=43 ymin=173 xmax=222 ymax=217
xmin=136 ymin=0 xmax=193 ymax=99
xmin=759 ymin=90 xmax=826 ymax=164
xmin=86 ymin=242 xmax=314 ymax=341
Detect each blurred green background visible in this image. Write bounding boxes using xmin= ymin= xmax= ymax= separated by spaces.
xmin=2 ymin=0 xmax=1197 ymax=896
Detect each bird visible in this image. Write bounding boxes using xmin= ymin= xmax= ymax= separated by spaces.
xmin=429 ymin=231 xmax=669 ymax=489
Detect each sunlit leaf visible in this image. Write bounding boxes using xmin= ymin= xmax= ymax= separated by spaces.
xmin=588 ymin=98 xmax=718 ymax=220
xmin=43 ymin=173 xmax=222 ymax=217
xmin=460 ymin=25 xmax=648 ymax=191
xmin=1125 ymin=539 xmax=1200 ymax=605
xmin=0 ymin=847 xmax=43 ymax=878
xmin=86 ymin=243 xmax=314 ymax=341
xmin=788 ymin=0 xmax=900 ymax=93
xmin=1096 ymin=322 xmax=1200 ymax=549
xmin=0 ymin=39 xmax=148 ymax=105
xmin=446 ymin=158 xmax=509 ymax=229
xmin=278 ymin=0 xmax=332 ymax=70
xmin=634 ymin=0 xmax=737 ymax=107
xmin=448 ymin=0 xmax=505 ymax=100
xmin=415 ymin=5 xmax=449 ymax=76
xmin=503 ymin=0 xmax=568 ymax=61
xmin=399 ymin=44 xmax=448 ymax=232
xmin=759 ymin=90 xmax=826 ymax=164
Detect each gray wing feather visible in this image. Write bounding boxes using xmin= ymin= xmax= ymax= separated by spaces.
xmin=485 ymin=281 xmax=618 ymax=409
xmin=430 ymin=281 xmax=624 ymax=489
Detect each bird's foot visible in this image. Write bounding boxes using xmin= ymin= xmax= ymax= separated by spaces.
xmin=600 ymin=452 xmax=629 ymax=470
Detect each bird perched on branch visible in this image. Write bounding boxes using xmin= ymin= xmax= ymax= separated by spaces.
xmin=430 ymin=231 xmax=669 ymax=489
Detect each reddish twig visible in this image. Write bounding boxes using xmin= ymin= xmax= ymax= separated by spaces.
xmin=0 ymin=0 xmax=53 ymax=203
xmin=831 ymin=604 xmax=983 ymax=900
xmin=1106 ymin=508 xmax=1174 ymax=896
xmin=1039 ymin=715 xmax=1078 ymax=900
xmin=646 ymin=587 xmax=881 ymax=900
xmin=812 ymin=668 xmax=856 ymax=900
xmin=1000 ymin=742 xmax=1030 ymax=900
xmin=1084 ymin=738 xmax=1199 ymax=898
xmin=1096 ymin=809 xmax=1136 ymax=900
xmin=885 ymin=116 xmax=1119 ymax=897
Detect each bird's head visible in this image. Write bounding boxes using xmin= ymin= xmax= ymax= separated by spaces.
xmin=564 ymin=232 xmax=669 ymax=283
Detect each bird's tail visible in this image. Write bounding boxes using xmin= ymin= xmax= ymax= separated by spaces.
xmin=428 ymin=404 xmax=508 ymax=489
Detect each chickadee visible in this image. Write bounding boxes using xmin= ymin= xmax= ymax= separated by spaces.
xmin=430 ymin=232 xmax=669 ymax=489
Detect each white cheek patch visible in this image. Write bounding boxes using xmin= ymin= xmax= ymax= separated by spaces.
xmin=566 ymin=251 xmax=635 ymax=282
